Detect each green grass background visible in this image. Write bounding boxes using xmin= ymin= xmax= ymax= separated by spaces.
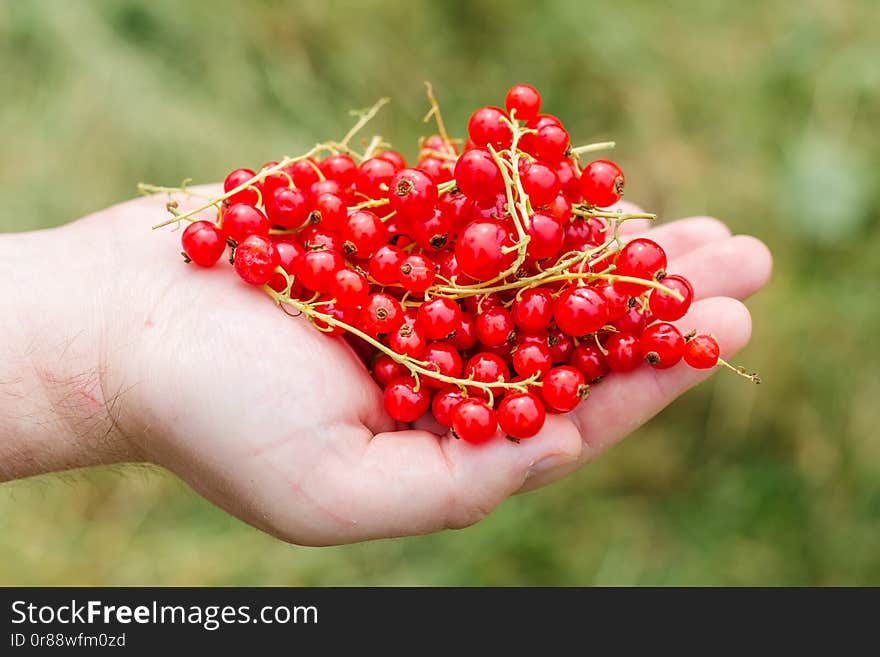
xmin=1 ymin=0 xmax=879 ymax=585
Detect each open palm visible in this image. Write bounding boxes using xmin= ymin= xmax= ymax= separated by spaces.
xmin=97 ymin=189 xmax=771 ymax=545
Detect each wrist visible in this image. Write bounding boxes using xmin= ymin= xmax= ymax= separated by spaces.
xmin=0 ymin=224 xmax=141 ymax=481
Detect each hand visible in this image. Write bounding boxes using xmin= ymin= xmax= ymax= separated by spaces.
xmin=0 ymin=190 xmax=771 ymax=546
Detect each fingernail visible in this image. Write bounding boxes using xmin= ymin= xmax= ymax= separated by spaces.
xmin=527 ymin=453 xmax=575 ymax=480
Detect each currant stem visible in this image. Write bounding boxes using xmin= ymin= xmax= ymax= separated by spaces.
xmin=717 ymin=358 xmax=762 ymax=384
xmin=570 ymin=141 xmax=616 ymax=156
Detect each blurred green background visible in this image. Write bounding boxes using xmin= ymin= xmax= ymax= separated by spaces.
xmin=1 ymin=0 xmax=878 ymax=585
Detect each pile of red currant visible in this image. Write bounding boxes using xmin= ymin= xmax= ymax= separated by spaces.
xmin=151 ymin=84 xmax=757 ymax=444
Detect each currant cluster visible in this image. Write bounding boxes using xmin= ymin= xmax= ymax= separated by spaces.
xmin=152 ymin=83 xmax=757 ymax=444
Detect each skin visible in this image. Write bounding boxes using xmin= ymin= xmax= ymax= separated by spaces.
xmin=0 ymin=188 xmax=772 ymax=545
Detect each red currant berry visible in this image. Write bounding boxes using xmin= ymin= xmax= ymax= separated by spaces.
xmin=437 ymin=190 xmax=473 ymax=231
xmin=310 ymin=193 xmax=347 ymax=231
xmin=378 ymin=149 xmax=407 ymax=170
xmin=476 ymin=307 xmax=515 ymax=347
xmin=554 ymin=287 xmax=609 ymax=337
xmin=547 ymin=327 xmax=575 ymax=363
xmin=265 ymin=186 xmax=309 ymax=229
xmin=360 ymin=293 xmax=405 ymax=338
xmin=416 ymin=156 xmax=454 ymax=184
xmin=520 ymin=114 xmax=562 ymax=153
xmin=594 ymin=281 xmax=629 ymax=321
xmin=541 ymin=366 xmax=588 ymax=412
xmin=310 ymin=179 xmax=342 ymax=198
xmin=355 ymin=157 xmax=396 ymax=199
xmin=373 ymin=354 xmax=408 ymax=387
xmin=388 ymin=322 xmax=427 ymax=359
xmin=417 ymin=297 xmax=462 ymax=340
xmin=512 ymin=341 xmax=553 ymax=378
xmin=450 ymin=311 xmax=478 ymax=350
xmin=467 ymin=106 xmax=511 ymax=149
xmin=452 ymin=398 xmax=498 ymax=444
xmin=297 ymin=248 xmax=344 ymax=293
xmin=511 ymin=288 xmax=554 ymax=332
xmin=398 ymin=254 xmax=436 ymax=294
xmin=181 ymin=220 xmax=225 ymax=267
xmin=233 ymin=235 xmax=280 ymax=286
xmin=411 ymin=209 xmax=453 ymax=251
xmin=639 ymin=322 xmax=685 ymax=369
xmin=505 ymin=84 xmax=541 ymax=122
xmin=437 ymin=251 xmax=474 ymax=285
xmin=684 ymin=334 xmax=720 ymax=369
xmin=268 ymin=240 xmax=304 ymax=292
xmin=431 ymin=386 xmax=465 ymax=428
xmin=615 ymin=238 xmax=668 ymax=294
xmin=534 ymin=124 xmax=569 ymax=162
xmin=285 ymin=158 xmax=321 ymax=190
xmin=648 ymin=275 xmax=694 ymax=321
xmin=454 ymin=220 xmax=516 ymax=281
xmin=605 ymin=333 xmax=641 ymax=372
xmin=526 ymin=212 xmax=564 ymax=261
xmin=388 ymin=168 xmax=438 ymax=222
xmin=259 ymin=161 xmax=293 ymax=198
xmin=221 ymin=203 xmax=270 ymax=244
xmin=497 ymin=392 xmax=545 ymax=439
xmin=331 ymin=268 xmax=370 ymax=309
xmin=570 ymin=343 xmax=610 ymax=383
xmin=580 ymin=160 xmax=625 ymax=208
xmin=555 ymin=159 xmax=582 ymax=200
xmin=611 ymin=305 xmax=649 ymax=335
xmin=548 ymin=193 xmax=573 ymax=225
xmin=454 ymin=149 xmax=505 ymax=202
xmin=298 ymin=226 xmax=341 ymax=253
xmin=223 ymin=168 xmax=259 ymax=207
xmin=369 ymin=245 xmax=406 ymax=285
xmin=521 ymin=161 xmax=561 ymax=207
xmin=384 ymin=376 xmax=430 ymax=422
xmin=423 ymin=342 xmax=463 ymax=387
xmin=343 ymin=210 xmax=387 ymax=259
xmin=464 ymin=351 xmax=509 ymax=395
xmin=463 ymin=292 xmax=502 ymax=315
xmin=311 ymin=298 xmax=358 ymax=336
xmin=319 ymin=154 xmax=357 ymax=187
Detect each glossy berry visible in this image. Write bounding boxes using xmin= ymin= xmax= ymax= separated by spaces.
xmin=223 ymin=168 xmax=259 ymax=207
xmin=298 ymin=226 xmax=340 ymax=253
xmin=373 ymin=354 xmax=407 ymax=387
xmin=311 ymin=193 xmax=347 ymax=231
xmin=319 ymin=154 xmax=357 ymax=187
xmin=497 ymin=392 xmax=545 ymax=439
xmin=388 ymin=322 xmax=427 ymax=359
xmin=594 ymin=281 xmax=629 ymax=321
xmin=451 ymin=398 xmax=498 ymax=444
xmin=360 ymin=293 xmax=405 ymax=338
xmin=431 ymin=386 xmax=465 ymax=428
xmin=369 ymin=245 xmax=406 ymax=285
xmin=511 ymin=288 xmax=554 ymax=332
xmin=521 ymin=161 xmax=561 ymax=207
xmin=331 ymin=268 xmax=370 ymax=309
xmin=310 ymin=179 xmax=342 ymax=198
xmin=548 ymin=193 xmax=573 ymax=224
xmin=512 ymin=342 xmax=553 ymax=378
xmin=649 ymin=275 xmax=694 ymax=321
xmin=423 ymin=342 xmax=463 ymax=387
xmin=259 ymin=161 xmax=293 ymax=198
xmin=534 ymin=124 xmax=569 ymax=162
xmin=451 ymin=312 xmax=478 ymax=350
xmin=615 ymin=238 xmax=667 ymax=294
xmin=417 ymin=297 xmax=462 ymax=340
xmin=570 ymin=343 xmax=610 ymax=383
xmin=378 ymin=149 xmax=407 ymax=170
xmin=297 ymin=249 xmax=344 ymax=293
xmin=554 ymin=287 xmax=609 ymax=337
xmin=454 ymin=149 xmax=505 ymax=202
xmin=684 ymin=334 xmax=720 ymax=369
xmin=343 ymin=210 xmax=387 ymax=259
xmin=285 ymin=158 xmax=321 ymax=190
xmin=464 ymin=352 xmax=509 ymax=395
xmin=398 ymin=254 xmax=436 ymax=293
xmin=265 ymin=186 xmax=310 ymax=229
xmin=611 ymin=306 xmax=649 ymax=335
xmin=475 ymin=307 xmax=515 ymax=347
xmin=221 ymin=203 xmax=270 ymax=244
xmin=541 ymin=366 xmax=588 ymax=413
xmin=233 ymin=235 xmax=280 ymax=286
xmin=605 ymin=333 xmax=641 ymax=372
xmin=268 ymin=241 xmax=304 ymax=292
xmin=639 ymin=322 xmax=685 ymax=369
xmin=355 ymin=157 xmax=397 ymax=199
xmin=384 ymin=376 xmax=430 ymax=422
xmin=181 ymin=220 xmax=225 ymax=267
xmin=388 ymin=168 xmax=438 ymax=221
xmin=454 ymin=220 xmax=516 ymax=281
xmin=526 ymin=212 xmax=564 ymax=261
xmin=411 ymin=209 xmax=453 ymax=251
xmin=555 ymin=159 xmax=581 ymax=200
xmin=505 ymin=84 xmax=541 ymax=122
xmin=547 ymin=327 xmax=574 ymax=363
xmin=467 ymin=106 xmax=511 ymax=149
xmin=580 ymin=160 xmax=625 ymax=208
